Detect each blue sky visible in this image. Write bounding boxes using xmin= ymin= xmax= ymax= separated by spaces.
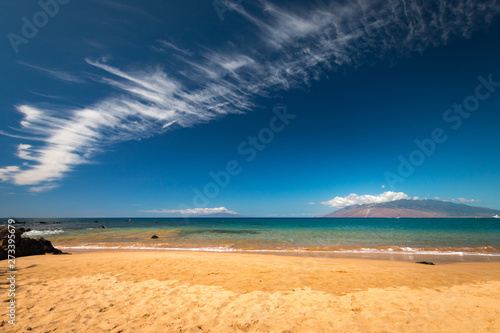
xmin=1 ymin=0 xmax=500 ymax=217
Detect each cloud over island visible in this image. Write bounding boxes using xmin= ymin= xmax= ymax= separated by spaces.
xmin=320 ymin=192 xmax=483 ymax=209
xmin=320 ymin=191 xmax=411 ymax=208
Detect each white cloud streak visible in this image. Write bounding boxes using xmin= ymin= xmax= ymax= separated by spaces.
xmin=141 ymin=207 xmax=238 ymax=215
xmin=155 ymin=40 xmax=194 ymax=57
xmin=1 ymin=0 xmax=499 ymax=191
xmin=0 ymin=166 xmax=21 ymax=182
xmin=20 ymin=62 xmax=85 ymax=83
xmin=452 ymin=197 xmax=482 ymax=203
xmin=320 ymin=191 xmax=411 ymax=208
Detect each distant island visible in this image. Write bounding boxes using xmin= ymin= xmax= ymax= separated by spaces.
xmin=322 ymin=199 xmax=500 ymax=218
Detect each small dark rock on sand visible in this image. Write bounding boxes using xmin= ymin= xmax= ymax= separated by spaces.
xmin=151 ymin=235 xmax=159 ymax=239
xmin=416 ymin=261 xmax=435 ymax=265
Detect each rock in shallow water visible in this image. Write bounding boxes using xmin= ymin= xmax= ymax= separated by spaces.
xmin=0 ymin=226 xmax=64 ymax=260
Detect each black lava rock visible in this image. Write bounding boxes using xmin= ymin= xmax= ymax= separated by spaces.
xmin=0 ymin=226 xmax=63 ymax=260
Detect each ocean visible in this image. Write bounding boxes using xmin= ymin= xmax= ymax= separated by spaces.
xmin=3 ymin=217 xmax=500 ymax=262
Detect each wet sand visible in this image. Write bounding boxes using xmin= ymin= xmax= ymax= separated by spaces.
xmin=2 ymin=251 xmax=500 ymax=332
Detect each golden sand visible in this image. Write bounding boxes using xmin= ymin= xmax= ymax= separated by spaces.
xmin=2 ymin=251 xmax=500 ymax=332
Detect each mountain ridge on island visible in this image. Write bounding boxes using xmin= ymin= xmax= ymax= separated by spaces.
xmin=322 ymin=199 xmax=500 ymax=218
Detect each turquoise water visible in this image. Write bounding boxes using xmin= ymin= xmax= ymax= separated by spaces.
xmin=3 ymin=218 xmax=499 ymax=261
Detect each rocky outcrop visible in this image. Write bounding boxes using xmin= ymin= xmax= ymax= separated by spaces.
xmin=0 ymin=226 xmax=63 ymax=260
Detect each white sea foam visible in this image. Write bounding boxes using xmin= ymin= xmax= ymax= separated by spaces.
xmin=23 ymin=229 xmax=65 ymax=237
xmin=56 ymin=245 xmax=500 ymax=256
xmin=59 ymin=245 xmax=236 ymax=252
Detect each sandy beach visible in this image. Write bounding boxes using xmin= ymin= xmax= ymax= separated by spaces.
xmin=2 ymin=251 xmax=500 ymax=332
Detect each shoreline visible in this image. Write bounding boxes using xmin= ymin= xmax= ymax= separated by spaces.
xmin=56 ymin=245 xmax=500 ymax=263
xmin=10 ymin=216 xmax=500 ymax=265
xmin=6 ymin=250 xmax=500 ymax=332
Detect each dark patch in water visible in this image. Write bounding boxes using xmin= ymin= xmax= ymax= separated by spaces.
xmin=211 ymin=229 xmax=259 ymax=234
xmin=179 ymin=229 xmax=260 ymax=236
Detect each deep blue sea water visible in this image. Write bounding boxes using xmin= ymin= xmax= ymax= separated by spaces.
xmin=2 ymin=217 xmax=500 ymax=261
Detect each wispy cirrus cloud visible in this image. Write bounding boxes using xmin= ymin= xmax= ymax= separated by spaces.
xmin=1 ymin=0 xmax=499 ymax=192
xmin=0 ymin=166 xmax=21 ymax=182
xmin=141 ymin=207 xmax=238 ymax=215
xmin=20 ymin=62 xmax=85 ymax=83
xmin=29 ymin=184 xmax=59 ymax=193
xmin=152 ymin=40 xmax=194 ymax=57
xmin=100 ymin=0 xmax=157 ymax=20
